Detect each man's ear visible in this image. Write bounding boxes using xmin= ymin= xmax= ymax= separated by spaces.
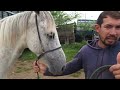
xmin=94 ymin=24 xmax=100 ymax=33
xmin=34 ymin=11 xmax=39 ymax=15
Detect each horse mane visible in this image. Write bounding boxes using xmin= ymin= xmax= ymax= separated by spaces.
xmin=0 ymin=11 xmax=55 ymax=48
xmin=0 ymin=11 xmax=32 ymax=48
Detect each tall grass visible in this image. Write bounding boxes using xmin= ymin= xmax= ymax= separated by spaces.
xmin=62 ymin=41 xmax=86 ymax=62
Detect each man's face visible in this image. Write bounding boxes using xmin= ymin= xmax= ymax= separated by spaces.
xmin=95 ymin=16 xmax=120 ymax=48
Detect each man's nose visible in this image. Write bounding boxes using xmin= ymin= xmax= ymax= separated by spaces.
xmin=109 ymin=28 xmax=117 ymax=35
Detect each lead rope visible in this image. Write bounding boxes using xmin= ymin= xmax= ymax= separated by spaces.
xmin=35 ymin=14 xmax=44 ymax=79
xmin=89 ymin=65 xmax=112 ymax=79
xmin=35 ymin=60 xmax=41 ymax=79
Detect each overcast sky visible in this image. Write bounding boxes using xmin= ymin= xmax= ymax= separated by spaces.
xmin=64 ymin=11 xmax=103 ymax=20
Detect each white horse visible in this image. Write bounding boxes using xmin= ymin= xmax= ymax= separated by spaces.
xmin=0 ymin=11 xmax=66 ymax=79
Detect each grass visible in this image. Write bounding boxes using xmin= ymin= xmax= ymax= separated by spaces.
xmin=15 ymin=66 xmax=32 ymax=73
xmin=62 ymin=41 xmax=87 ymax=62
xmin=70 ymin=69 xmax=84 ymax=77
xmin=19 ymin=48 xmax=37 ymax=61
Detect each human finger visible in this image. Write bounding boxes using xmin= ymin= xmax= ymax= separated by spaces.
xmin=117 ymin=52 xmax=120 ymax=64
xmin=109 ymin=64 xmax=120 ymax=72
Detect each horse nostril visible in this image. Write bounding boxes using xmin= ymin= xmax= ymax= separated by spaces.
xmin=61 ymin=65 xmax=66 ymax=71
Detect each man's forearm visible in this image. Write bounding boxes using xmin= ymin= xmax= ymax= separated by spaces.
xmin=44 ymin=58 xmax=82 ymax=76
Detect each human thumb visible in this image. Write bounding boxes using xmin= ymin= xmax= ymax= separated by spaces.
xmin=117 ymin=52 xmax=120 ymax=64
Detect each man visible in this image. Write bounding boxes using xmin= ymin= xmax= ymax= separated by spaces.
xmin=33 ymin=11 xmax=120 ymax=79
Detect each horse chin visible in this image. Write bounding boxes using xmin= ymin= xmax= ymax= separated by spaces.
xmin=44 ymin=53 xmax=66 ymax=75
xmin=47 ymin=60 xmax=66 ymax=75
xmin=50 ymin=71 xmax=62 ymax=75
xmin=48 ymin=67 xmax=64 ymax=75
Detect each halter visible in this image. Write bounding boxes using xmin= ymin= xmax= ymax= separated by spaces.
xmin=35 ymin=14 xmax=61 ymax=79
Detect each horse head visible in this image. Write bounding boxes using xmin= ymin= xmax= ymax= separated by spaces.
xmin=26 ymin=11 xmax=66 ymax=75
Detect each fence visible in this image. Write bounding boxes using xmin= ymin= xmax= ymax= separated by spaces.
xmin=57 ymin=23 xmax=75 ymax=44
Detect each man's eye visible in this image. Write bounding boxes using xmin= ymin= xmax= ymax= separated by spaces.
xmin=116 ymin=26 xmax=120 ymax=29
xmin=104 ymin=25 xmax=113 ymax=29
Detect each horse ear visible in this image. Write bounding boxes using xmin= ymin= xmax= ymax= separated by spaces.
xmin=34 ymin=11 xmax=39 ymax=14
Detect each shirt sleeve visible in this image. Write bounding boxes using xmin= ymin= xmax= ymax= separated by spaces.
xmin=44 ymin=49 xmax=83 ymax=76
xmin=61 ymin=51 xmax=83 ymax=75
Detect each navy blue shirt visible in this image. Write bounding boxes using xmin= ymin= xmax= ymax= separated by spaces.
xmin=44 ymin=39 xmax=120 ymax=79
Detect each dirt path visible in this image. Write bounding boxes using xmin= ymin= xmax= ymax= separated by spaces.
xmin=8 ymin=60 xmax=85 ymax=79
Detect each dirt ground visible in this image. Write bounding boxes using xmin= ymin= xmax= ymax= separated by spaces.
xmin=8 ymin=60 xmax=85 ymax=79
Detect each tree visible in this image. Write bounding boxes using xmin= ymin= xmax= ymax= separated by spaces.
xmin=77 ymin=21 xmax=95 ymax=31
xmin=50 ymin=11 xmax=80 ymax=26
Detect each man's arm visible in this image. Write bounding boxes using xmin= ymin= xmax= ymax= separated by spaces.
xmin=44 ymin=51 xmax=83 ymax=76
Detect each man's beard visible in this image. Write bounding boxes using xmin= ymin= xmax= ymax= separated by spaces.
xmin=99 ymin=35 xmax=118 ymax=46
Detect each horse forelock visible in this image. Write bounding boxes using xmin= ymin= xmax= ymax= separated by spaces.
xmin=38 ymin=11 xmax=56 ymax=33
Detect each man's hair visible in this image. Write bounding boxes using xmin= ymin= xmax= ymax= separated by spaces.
xmin=96 ymin=11 xmax=120 ymax=26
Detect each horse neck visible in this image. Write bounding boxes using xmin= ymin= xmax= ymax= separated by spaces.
xmin=0 ymin=34 xmax=27 ymax=79
xmin=0 ymin=34 xmax=27 ymax=78
xmin=0 ymin=48 xmax=13 ymax=78
xmin=0 ymin=12 xmax=33 ymax=78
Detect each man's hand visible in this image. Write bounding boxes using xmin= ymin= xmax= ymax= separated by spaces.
xmin=33 ymin=60 xmax=47 ymax=75
xmin=109 ymin=52 xmax=120 ymax=79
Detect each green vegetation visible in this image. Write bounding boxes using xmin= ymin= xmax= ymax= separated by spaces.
xmin=51 ymin=11 xmax=80 ymax=26
xmin=19 ymin=48 xmax=37 ymax=61
xmin=77 ymin=21 xmax=95 ymax=31
xmin=62 ymin=41 xmax=86 ymax=62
